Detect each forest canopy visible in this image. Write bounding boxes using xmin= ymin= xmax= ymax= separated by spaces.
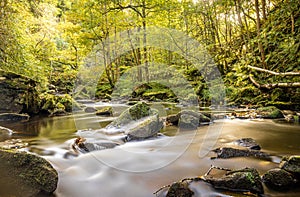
xmin=0 ymin=0 xmax=299 ymax=109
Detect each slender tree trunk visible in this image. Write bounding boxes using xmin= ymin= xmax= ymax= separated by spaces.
xmin=254 ymin=0 xmax=266 ymax=68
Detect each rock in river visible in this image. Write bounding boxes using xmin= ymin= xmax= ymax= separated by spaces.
xmin=212 ymin=147 xmax=271 ymax=160
xmin=205 ymin=168 xmax=264 ymax=194
xmin=0 ymin=113 xmax=30 ymax=122
xmin=106 ymin=102 xmax=163 ymax=140
xmin=0 ymin=149 xmax=58 ymax=196
xmin=280 ymin=155 xmax=300 ymax=178
xmin=256 ymin=106 xmax=284 ymax=119
xmin=262 ymin=168 xmax=296 ymax=191
xmin=96 ymin=106 xmax=113 ymax=116
xmin=234 ymin=138 xmax=261 ymax=150
xmin=166 ymin=182 xmax=194 ymax=197
xmin=166 ymin=110 xmax=211 ymax=129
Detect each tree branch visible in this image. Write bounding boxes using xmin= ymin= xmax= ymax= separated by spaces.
xmin=249 ymin=75 xmax=300 ymax=89
xmin=248 ymin=65 xmax=300 ymax=76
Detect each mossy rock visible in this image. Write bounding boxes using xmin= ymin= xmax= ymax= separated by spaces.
xmin=132 ymin=82 xmax=177 ymax=102
xmin=40 ymin=93 xmax=77 ymax=114
xmin=280 ymin=155 xmax=300 ymax=177
xmin=96 ymin=106 xmax=113 ymax=116
xmin=125 ymin=115 xmax=163 ymax=141
xmin=0 ymin=149 xmax=58 ymax=196
xmin=205 ymin=168 xmax=264 ymax=194
xmin=257 ymin=106 xmax=284 ymax=119
xmin=262 ymin=168 xmax=296 ymax=191
xmin=166 ymin=182 xmax=194 ymax=197
xmin=0 ymin=69 xmax=40 ymax=114
xmin=107 ymin=102 xmax=156 ymax=128
xmin=166 ymin=110 xmax=211 ymax=128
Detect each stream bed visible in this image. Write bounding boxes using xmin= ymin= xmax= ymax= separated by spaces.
xmin=1 ymin=103 xmax=300 ymax=197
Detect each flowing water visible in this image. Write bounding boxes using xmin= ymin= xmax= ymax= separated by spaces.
xmin=1 ymin=102 xmax=300 ymax=197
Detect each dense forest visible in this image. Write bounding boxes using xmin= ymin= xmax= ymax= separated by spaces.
xmin=1 ymin=0 xmax=299 ymax=113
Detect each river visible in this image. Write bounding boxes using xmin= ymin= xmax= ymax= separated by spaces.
xmin=1 ymin=103 xmax=300 ymax=197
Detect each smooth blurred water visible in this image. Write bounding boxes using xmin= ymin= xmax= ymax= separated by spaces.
xmin=1 ymin=105 xmax=300 ymax=197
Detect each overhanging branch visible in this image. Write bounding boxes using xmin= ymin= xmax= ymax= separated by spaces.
xmin=248 ymin=65 xmax=300 ymax=76
xmin=249 ymin=75 xmax=300 ymax=89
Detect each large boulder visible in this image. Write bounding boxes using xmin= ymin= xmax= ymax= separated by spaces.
xmin=106 ymin=102 xmax=156 ymax=128
xmin=0 ymin=70 xmax=40 ymax=114
xmin=166 ymin=110 xmax=211 ymax=129
xmin=280 ymin=155 xmax=300 ymax=177
xmin=262 ymin=168 xmax=296 ymax=191
xmin=256 ymin=106 xmax=284 ymax=119
xmin=125 ymin=115 xmax=163 ymax=141
xmin=205 ymin=168 xmax=264 ymax=195
xmin=106 ymin=102 xmax=163 ymax=140
xmin=0 ymin=149 xmax=58 ymax=196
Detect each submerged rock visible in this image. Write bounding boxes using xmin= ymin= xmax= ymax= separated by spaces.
xmin=262 ymin=168 xmax=296 ymax=191
xmin=256 ymin=106 xmax=284 ymax=119
xmin=205 ymin=168 xmax=264 ymax=194
xmin=0 ymin=149 xmax=58 ymax=196
xmin=96 ymin=106 xmax=113 ymax=116
xmin=72 ymin=137 xmax=119 ymax=153
xmin=212 ymin=147 xmax=271 ymax=160
xmin=280 ymin=155 xmax=300 ymax=177
xmin=166 ymin=110 xmax=211 ymax=129
xmin=234 ymin=138 xmax=261 ymax=150
xmin=166 ymin=182 xmax=194 ymax=197
xmin=84 ymin=106 xmax=97 ymax=113
xmin=0 ymin=113 xmax=30 ymax=122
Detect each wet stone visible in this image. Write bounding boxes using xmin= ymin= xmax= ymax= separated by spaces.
xmin=166 ymin=182 xmax=194 ymax=197
xmin=212 ymin=147 xmax=271 ymax=160
xmin=205 ymin=168 xmax=264 ymax=195
xmin=234 ymin=138 xmax=261 ymax=150
xmin=280 ymin=155 xmax=300 ymax=177
xmin=262 ymin=168 xmax=296 ymax=191
xmin=0 ymin=149 xmax=58 ymax=196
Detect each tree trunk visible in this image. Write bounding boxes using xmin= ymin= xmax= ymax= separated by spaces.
xmin=254 ymin=0 xmax=266 ymax=68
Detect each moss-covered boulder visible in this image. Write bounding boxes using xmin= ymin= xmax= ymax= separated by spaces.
xmin=280 ymin=155 xmax=300 ymax=177
xmin=205 ymin=168 xmax=264 ymax=194
xmin=132 ymin=82 xmax=177 ymax=102
xmin=0 ymin=70 xmax=40 ymax=114
xmin=257 ymin=106 xmax=284 ymax=119
xmin=0 ymin=149 xmax=58 ymax=196
xmin=106 ymin=102 xmax=163 ymax=140
xmin=40 ymin=93 xmax=78 ymax=115
xmin=166 ymin=110 xmax=211 ymax=129
xmin=107 ymin=102 xmax=155 ymax=128
xmin=125 ymin=115 xmax=163 ymax=141
xmin=262 ymin=168 xmax=296 ymax=191
xmin=96 ymin=106 xmax=113 ymax=116
xmin=166 ymin=182 xmax=194 ymax=197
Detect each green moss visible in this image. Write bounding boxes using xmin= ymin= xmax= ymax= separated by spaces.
xmin=257 ymin=106 xmax=284 ymax=119
xmin=128 ymin=102 xmax=151 ymax=120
